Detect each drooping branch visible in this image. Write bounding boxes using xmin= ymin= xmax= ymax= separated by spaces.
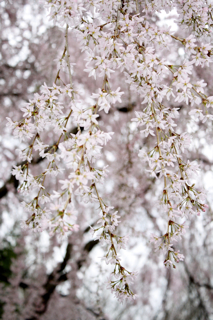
xmin=0 ymin=102 xmax=137 ymax=201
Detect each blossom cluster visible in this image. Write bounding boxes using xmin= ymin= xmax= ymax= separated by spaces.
xmin=7 ymin=24 xmax=136 ymax=300
xmin=143 ymin=0 xmax=212 ymax=36
xmin=132 ymin=100 xmax=208 ymax=265
xmin=7 ymin=0 xmax=213 ymax=300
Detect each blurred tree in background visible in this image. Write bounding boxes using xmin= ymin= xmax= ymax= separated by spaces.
xmin=1 ymin=0 xmax=213 ymax=319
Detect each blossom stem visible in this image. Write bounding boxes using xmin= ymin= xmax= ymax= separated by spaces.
xmin=65 ymin=24 xmax=73 ymax=89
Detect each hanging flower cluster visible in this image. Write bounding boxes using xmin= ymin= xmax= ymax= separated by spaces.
xmin=7 ymin=0 xmax=213 ymax=300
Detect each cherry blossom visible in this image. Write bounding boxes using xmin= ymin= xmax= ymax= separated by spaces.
xmin=4 ymin=0 xmax=213 ymax=307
